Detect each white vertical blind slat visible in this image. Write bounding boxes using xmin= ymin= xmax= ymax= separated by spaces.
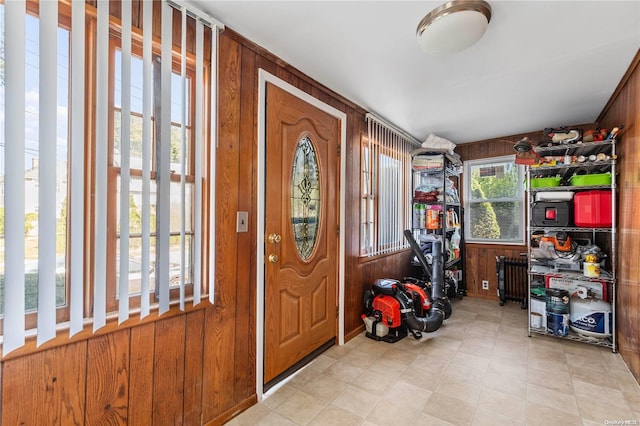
xmin=69 ymin=0 xmax=86 ymax=336
xmin=158 ymin=1 xmax=172 ymax=314
xmin=140 ymin=0 xmax=153 ymax=319
xmin=93 ymin=0 xmax=109 ymax=331
xmin=193 ymin=19 xmax=203 ymax=305
xmin=118 ymin=0 xmax=132 ymax=324
xmin=179 ymin=7 xmax=187 ymax=311
xmin=209 ymin=26 xmax=218 ymax=303
xmin=3 ymin=0 xmax=27 ymax=355
xmin=37 ymin=0 xmax=58 ymax=346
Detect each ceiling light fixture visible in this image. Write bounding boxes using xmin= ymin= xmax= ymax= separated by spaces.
xmin=416 ymin=0 xmax=492 ymax=54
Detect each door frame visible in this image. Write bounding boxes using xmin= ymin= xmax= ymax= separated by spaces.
xmin=256 ymin=69 xmax=347 ymax=400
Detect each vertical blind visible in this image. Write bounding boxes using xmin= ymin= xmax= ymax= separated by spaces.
xmin=1 ymin=0 xmax=222 ymax=355
xmin=363 ymin=114 xmax=420 ymax=256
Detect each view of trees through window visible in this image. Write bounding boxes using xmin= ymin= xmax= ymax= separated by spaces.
xmin=465 ymin=157 xmax=524 ymax=243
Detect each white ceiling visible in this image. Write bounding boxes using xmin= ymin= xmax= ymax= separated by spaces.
xmin=190 ymin=1 xmax=640 ymax=144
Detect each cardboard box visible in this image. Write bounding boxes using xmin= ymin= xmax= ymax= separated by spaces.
xmin=545 ymin=275 xmax=606 ymax=300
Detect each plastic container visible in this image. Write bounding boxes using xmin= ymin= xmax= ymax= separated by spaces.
xmin=569 ymin=297 xmax=612 ymax=338
xmin=450 ymin=228 xmax=461 ymax=259
xmin=569 ymin=172 xmax=612 ymax=187
xmin=545 ymin=288 xmax=570 ymax=314
xmin=530 ymin=294 xmax=547 ymax=330
xmin=530 ymin=176 xmax=562 ymax=188
xmin=535 ymin=191 xmax=574 ymax=202
xmin=573 ymin=190 xmax=612 ymax=227
xmin=362 ymin=315 xmax=389 ymax=337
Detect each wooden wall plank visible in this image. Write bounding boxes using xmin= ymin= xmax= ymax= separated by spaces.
xmin=152 ymin=316 xmax=186 ymax=425
xmin=233 ymin=45 xmax=258 ymax=403
xmin=184 ymin=310 xmax=205 ymax=425
xmin=599 ymin=50 xmax=640 ymax=381
xmin=128 ymin=323 xmax=156 ymax=426
xmin=2 ymin=341 xmax=87 ymax=425
xmin=202 ymin=32 xmax=242 ymax=421
xmin=85 ymin=329 xmax=130 ymax=425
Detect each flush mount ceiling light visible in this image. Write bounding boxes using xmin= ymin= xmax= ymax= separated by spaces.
xmin=416 ymin=0 xmax=492 ymax=54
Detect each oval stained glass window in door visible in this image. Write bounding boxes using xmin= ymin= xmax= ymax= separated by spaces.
xmin=291 ymin=136 xmax=321 ymax=260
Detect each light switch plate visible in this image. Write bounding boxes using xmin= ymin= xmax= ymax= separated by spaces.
xmin=237 ymin=211 xmax=248 ymax=232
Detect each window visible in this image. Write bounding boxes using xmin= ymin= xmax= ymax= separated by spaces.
xmin=463 ymin=155 xmax=525 ymax=244
xmin=0 ymin=0 xmax=219 ymax=354
xmin=110 ymin=48 xmax=196 ymax=309
xmin=361 ymin=116 xmax=417 ymax=256
xmin=0 ymin=4 xmax=70 ymax=330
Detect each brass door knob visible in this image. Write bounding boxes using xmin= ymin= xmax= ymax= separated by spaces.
xmin=268 ymin=233 xmax=282 ymax=244
xmin=268 ymin=254 xmax=279 ymax=263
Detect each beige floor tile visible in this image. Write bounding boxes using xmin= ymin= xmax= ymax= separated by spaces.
xmin=457 ymin=336 xmax=496 ymax=358
xmin=526 ymin=382 xmax=579 ymax=416
xmin=528 ymin=351 xmax=569 ymax=372
xmin=435 ymin=375 xmax=482 ymax=403
xmin=239 ymin=410 xmax=298 ymax=426
xmin=477 ymin=387 xmax=526 ymax=422
xmin=306 ymin=354 xmax=337 ymax=373
xmin=287 ymin=366 xmax=320 ymax=391
xmin=568 ymin=362 xmax=621 ymax=390
xmin=298 ymin=372 xmax=347 ymax=402
xmin=527 ymin=363 xmax=575 ymax=394
xmin=308 ymin=405 xmax=364 ymax=426
xmin=382 ymin=380 xmax=431 ymax=409
xmin=488 ymin=354 xmax=529 ymax=375
xmin=526 ymin=401 xmax=583 ymax=426
xmin=573 ymin=379 xmax=630 ymax=410
xmin=380 ymin=346 xmax=418 ymax=365
xmin=414 ymin=412 xmax=458 ymax=425
xmin=422 ymin=391 xmax=475 ymax=425
xmin=226 ymin=403 xmax=273 ymax=425
xmin=274 ymin=390 xmax=327 ymax=425
xmin=472 ymin=407 xmax=526 ymax=426
xmin=576 ymin=398 xmax=637 ymax=424
xmin=483 ymin=370 xmax=527 ymax=399
xmin=322 ymin=360 xmax=365 ymax=384
xmin=324 ymin=342 xmax=355 ymax=360
xmin=331 ymin=384 xmax=380 ymax=418
xmin=366 ymin=396 xmax=422 ymax=425
xmin=339 ymin=347 xmax=384 ymax=369
xmin=397 ymin=361 xmax=443 ymax=391
xmin=528 ymin=334 xmax=566 ymax=353
xmin=261 ymin=384 xmax=299 ymax=410
xmin=351 ymin=369 xmax=397 ymax=395
xmin=366 ymin=357 xmax=408 ymax=378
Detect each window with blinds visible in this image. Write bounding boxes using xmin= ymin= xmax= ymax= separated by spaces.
xmin=361 ymin=115 xmax=419 ymax=256
xmin=0 ymin=0 xmax=221 ymax=355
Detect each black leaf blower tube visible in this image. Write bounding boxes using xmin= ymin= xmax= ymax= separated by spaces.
xmin=398 ymin=240 xmax=447 ymax=333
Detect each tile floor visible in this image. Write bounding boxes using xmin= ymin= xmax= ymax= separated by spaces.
xmin=227 ymin=297 xmax=640 ymax=425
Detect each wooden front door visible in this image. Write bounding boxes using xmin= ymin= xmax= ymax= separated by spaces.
xmin=264 ymin=83 xmax=339 ymax=386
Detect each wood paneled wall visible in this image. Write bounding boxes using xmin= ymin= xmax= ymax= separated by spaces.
xmin=598 ymin=50 xmax=640 ymax=382
xmin=0 ymin=25 xmax=415 ymax=425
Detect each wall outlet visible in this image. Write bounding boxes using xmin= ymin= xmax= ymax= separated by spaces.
xmin=482 ymin=280 xmax=489 ymax=290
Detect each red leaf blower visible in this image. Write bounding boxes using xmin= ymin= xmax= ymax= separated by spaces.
xmin=362 ymin=240 xmax=452 ymax=342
